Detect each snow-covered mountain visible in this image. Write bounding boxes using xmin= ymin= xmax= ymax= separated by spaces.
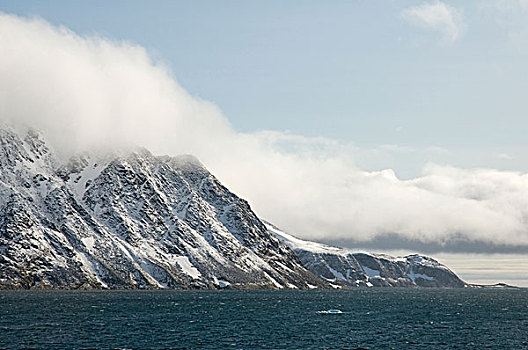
xmin=0 ymin=126 xmax=324 ymax=289
xmin=0 ymin=126 xmax=467 ymax=289
xmin=267 ymin=223 xmax=467 ymax=288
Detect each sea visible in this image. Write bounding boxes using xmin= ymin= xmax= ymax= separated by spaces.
xmin=0 ymin=288 xmax=527 ymax=349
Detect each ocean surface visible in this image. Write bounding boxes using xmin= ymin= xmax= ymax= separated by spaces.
xmin=0 ymin=288 xmax=527 ymax=349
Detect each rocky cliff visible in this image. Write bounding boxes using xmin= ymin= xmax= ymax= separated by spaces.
xmin=268 ymin=223 xmax=467 ymax=288
xmin=0 ymin=126 xmax=324 ymax=289
xmin=0 ymin=126 xmax=468 ymax=289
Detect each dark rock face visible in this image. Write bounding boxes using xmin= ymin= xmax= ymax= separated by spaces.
xmin=268 ymin=223 xmax=467 ymax=288
xmin=0 ymin=127 xmax=325 ymax=289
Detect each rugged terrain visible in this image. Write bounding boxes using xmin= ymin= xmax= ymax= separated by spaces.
xmin=0 ymin=126 xmax=324 ymax=289
xmin=0 ymin=126 xmax=468 ymax=289
xmin=268 ymin=223 xmax=467 ymax=288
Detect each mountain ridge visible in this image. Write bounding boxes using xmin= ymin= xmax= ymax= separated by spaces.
xmin=0 ymin=126 xmax=471 ymax=289
xmin=266 ymin=222 xmax=467 ymax=288
xmin=0 ymin=126 xmax=325 ymax=289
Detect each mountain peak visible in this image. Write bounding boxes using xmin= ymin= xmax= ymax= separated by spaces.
xmin=0 ymin=128 xmax=326 ymax=289
xmin=0 ymin=126 xmax=469 ymax=290
xmin=167 ymin=154 xmax=206 ymax=172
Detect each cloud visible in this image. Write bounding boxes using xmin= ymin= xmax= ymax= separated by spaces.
xmin=400 ymin=1 xmax=466 ymax=43
xmin=1 ymin=13 xmax=528 ymax=252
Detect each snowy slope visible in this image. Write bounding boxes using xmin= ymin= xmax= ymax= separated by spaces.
xmin=267 ymin=223 xmax=467 ymax=288
xmin=0 ymin=126 xmax=325 ymax=289
xmin=0 ymin=126 xmax=469 ymax=289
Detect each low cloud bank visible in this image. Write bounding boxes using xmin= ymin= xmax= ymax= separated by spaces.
xmin=1 ymin=13 xmax=527 ymax=251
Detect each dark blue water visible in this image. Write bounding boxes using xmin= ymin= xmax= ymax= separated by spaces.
xmin=1 ymin=289 xmax=527 ymax=349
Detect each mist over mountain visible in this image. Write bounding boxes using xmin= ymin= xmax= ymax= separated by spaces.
xmin=0 ymin=126 xmax=326 ymax=289
xmin=0 ymin=126 xmax=469 ymax=289
xmin=1 ymin=12 xmax=528 ymax=255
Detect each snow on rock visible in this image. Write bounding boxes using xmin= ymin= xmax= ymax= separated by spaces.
xmin=268 ymin=222 xmax=467 ymax=288
xmin=0 ymin=126 xmax=467 ymax=290
xmin=81 ymin=237 xmax=95 ymax=251
xmin=0 ymin=126 xmax=327 ymax=290
xmin=268 ymin=223 xmax=346 ymax=255
xmin=217 ymin=280 xmax=231 ymax=288
xmin=361 ymin=265 xmax=381 ymax=278
xmin=173 ymin=256 xmax=201 ymax=279
xmin=328 ymin=266 xmax=345 ymax=280
xmin=407 ymin=268 xmax=435 ymax=283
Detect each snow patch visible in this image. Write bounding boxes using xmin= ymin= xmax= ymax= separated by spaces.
xmin=361 ymin=265 xmax=381 ymax=278
xmin=407 ymin=267 xmax=435 ymax=283
xmin=218 ymin=280 xmax=231 ymax=288
xmin=212 ymin=276 xmax=231 ymax=288
xmin=264 ymin=272 xmax=283 ymax=289
xmin=76 ymin=251 xmax=108 ymax=288
xmin=173 ymin=256 xmax=201 ymax=279
xmin=70 ymin=160 xmax=107 ymax=199
xmin=81 ymin=236 xmax=95 ymax=251
xmin=266 ymin=223 xmax=345 ymax=255
xmin=328 ymin=266 xmax=345 ymax=280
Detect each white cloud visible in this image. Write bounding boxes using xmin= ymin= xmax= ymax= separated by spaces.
xmin=1 ymin=13 xmax=528 ymax=251
xmin=401 ymin=1 xmax=466 ymax=43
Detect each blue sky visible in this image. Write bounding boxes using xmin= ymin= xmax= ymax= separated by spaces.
xmin=2 ymin=1 xmax=528 ymax=285
xmin=3 ymin=0 xmax=528 ymax=177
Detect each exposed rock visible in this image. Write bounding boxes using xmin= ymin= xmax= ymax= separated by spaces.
xmin=0 ymin=126 xmax=471 ymax=290
xmin=0 ymin=126 xmax=325 ymax=289
xmin=267 ymin=222 xmax=467 ymax=288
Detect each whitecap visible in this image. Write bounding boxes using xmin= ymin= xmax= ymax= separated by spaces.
xmin=317 ymin=309 xmax=343 ymax=314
